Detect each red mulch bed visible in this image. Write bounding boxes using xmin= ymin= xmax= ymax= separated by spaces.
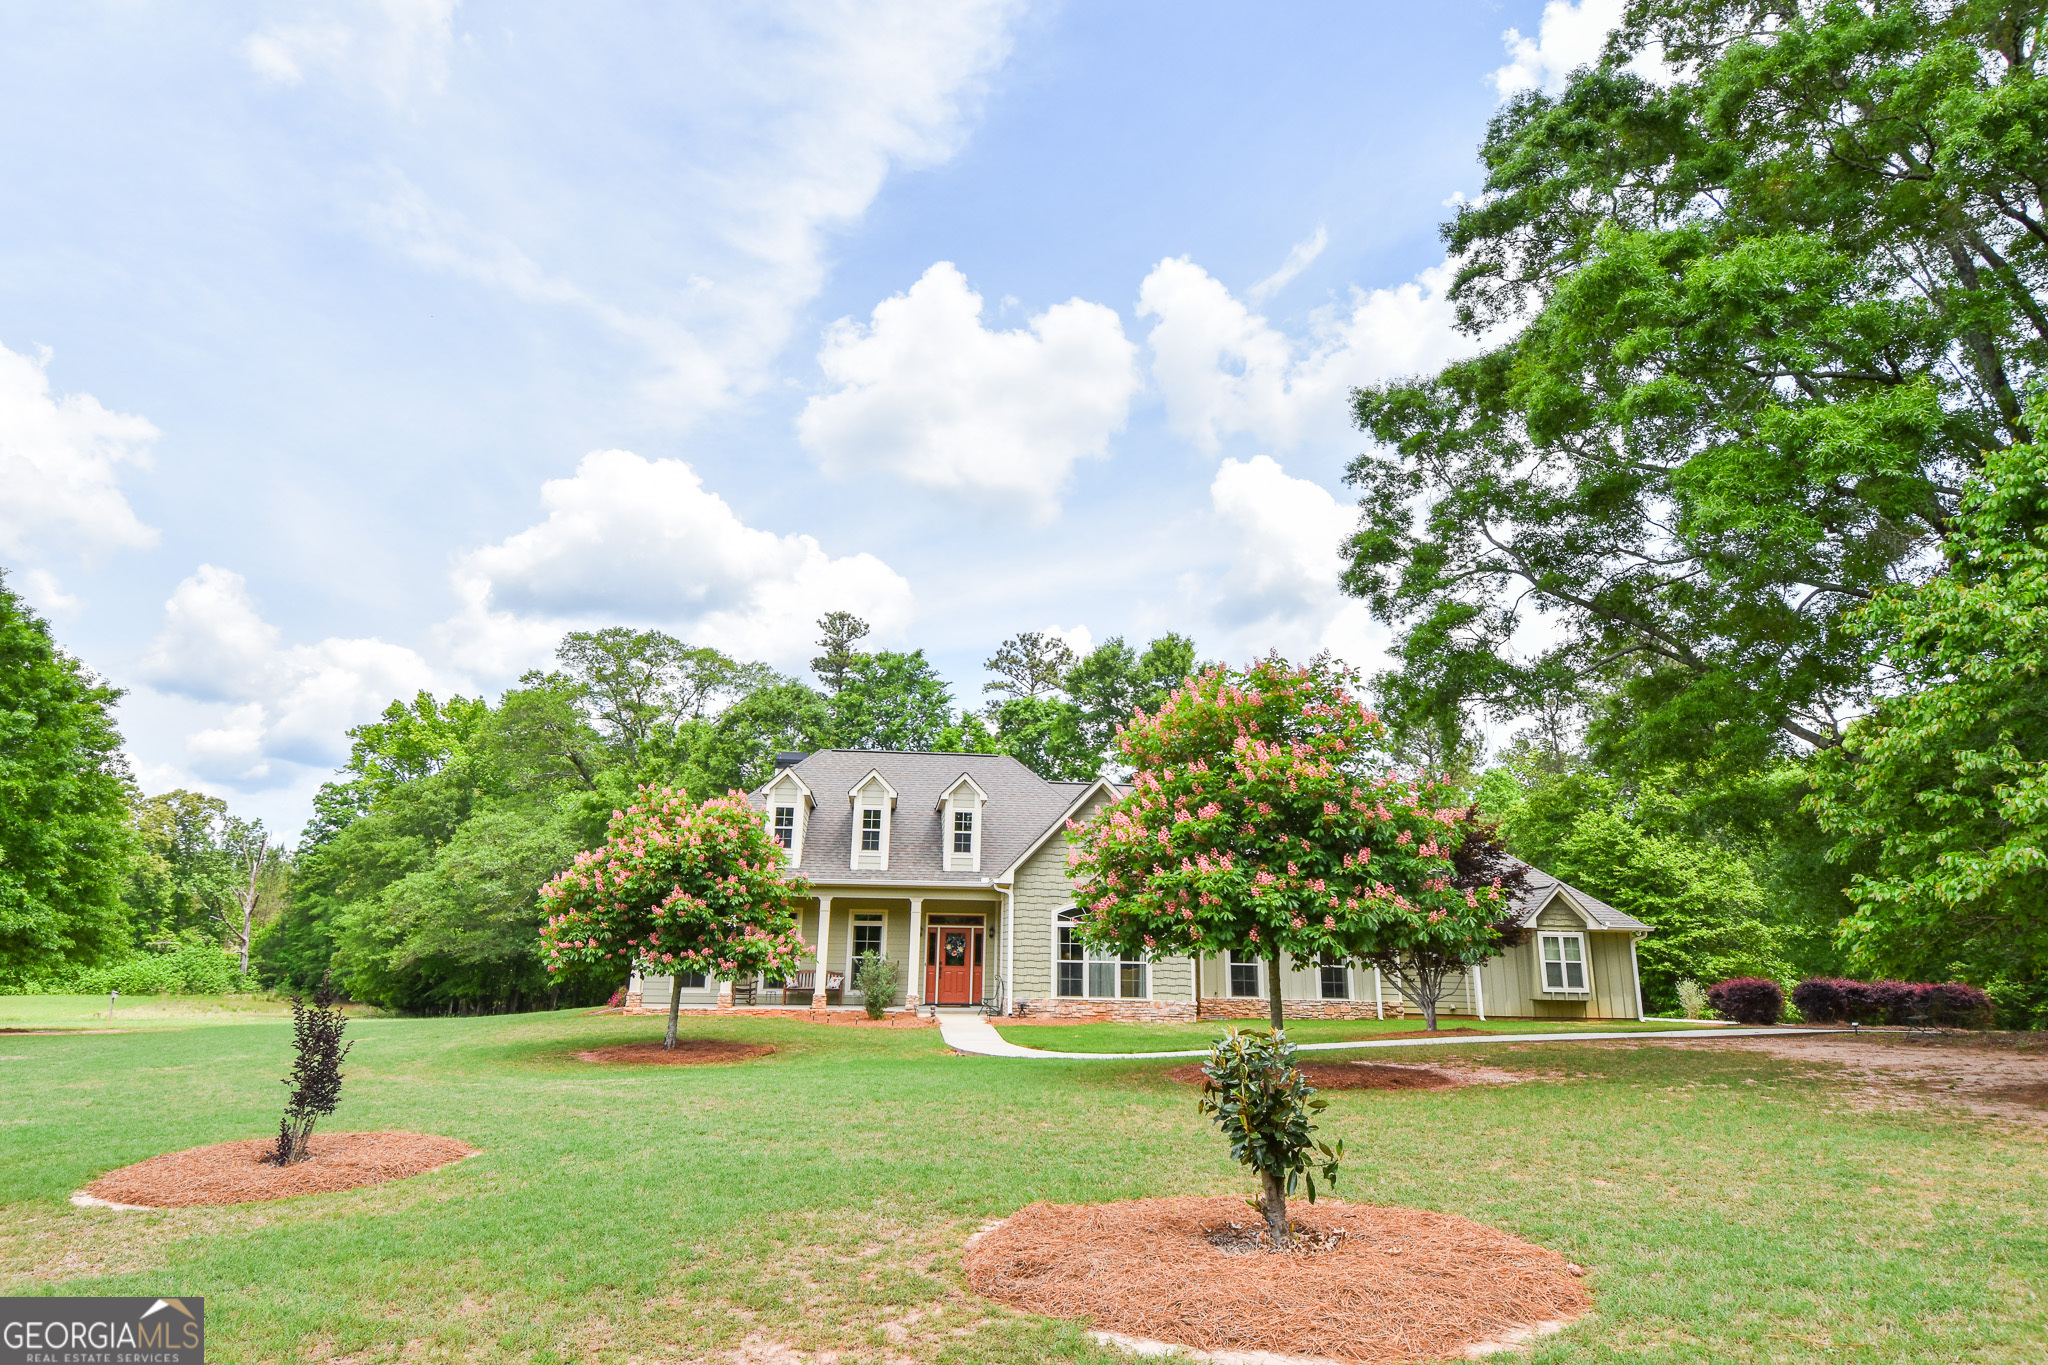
xmin=965 ymin=1197 xmax=1589 ymax=1364
xmin=84 ymin=1132 xmax=476 ymax=1208
xmin=573 ymin=1039 xmax=776 ymax=1066
xmin=1165 ymin=1060 xmax=1460 ymax=1092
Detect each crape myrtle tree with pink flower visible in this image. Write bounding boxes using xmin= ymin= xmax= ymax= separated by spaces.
xmin=539 ymin=786 xmax=811 ymax=1049
xmin=1067 ymin=655 xmax=1525 ymax=1032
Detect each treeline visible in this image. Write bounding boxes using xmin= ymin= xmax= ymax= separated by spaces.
xmin=253 ymin=618 xmax=1200 ymax=1011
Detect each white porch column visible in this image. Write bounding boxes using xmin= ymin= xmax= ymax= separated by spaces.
xmin=814 ymin=895 xmax=834 ymax=1009
xmin=1630 ymin=934 xmax=1646 ymax=1020
xmin=1471 ymin=964 xmax=1486 ymax=1020
xmin=1000 ymin=890 xmax=1014 ymax=1014
xmin=1373 ymin=966 xmax=1384 ymax=1021
xmin=907 ymin=897 xmax=925 ymax=1006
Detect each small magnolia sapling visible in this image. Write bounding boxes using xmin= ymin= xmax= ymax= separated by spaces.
xmin=268 ymin=974 xmax=353 ymax=1165
xmin=1198 ymin=1028 xmax=1342 ymax=1247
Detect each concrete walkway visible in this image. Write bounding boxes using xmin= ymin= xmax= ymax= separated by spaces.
xmin=935 ymin=1012 xmax=1838 ymax=1060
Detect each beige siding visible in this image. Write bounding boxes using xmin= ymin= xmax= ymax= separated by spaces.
xmin=1477 ymin=928 xmax=1641 ymax=1019
xmin=1009 ymin=795 xmax=1194 ymax=1008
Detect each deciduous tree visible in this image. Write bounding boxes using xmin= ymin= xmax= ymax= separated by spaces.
xmin=540 ymin=787 xmax=812 ymax=1047
xmin=0 ymin=572 xmax=131 ymax=980
xmin=1067 ymin=657 xmax=1482 ymax=1031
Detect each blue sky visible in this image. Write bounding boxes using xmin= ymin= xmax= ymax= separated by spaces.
xmin=0 ymin=0 xmax=1614 ymax=831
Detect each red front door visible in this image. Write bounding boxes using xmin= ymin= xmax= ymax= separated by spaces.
xmin=926 ymin=925 xmax=984 ymax=1005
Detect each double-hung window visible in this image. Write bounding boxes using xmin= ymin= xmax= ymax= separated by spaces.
xmin=953 ymin=809 xmax=974 ymax=854
xmin=860 ymin=807 xmax=883 ymax=852
xmin=677 ymin=970 xmax=707 ymax=989
xmin=1318 ymin=954 xmax=1349 ymax=1000
xmin=772 ymin=806 xmax=796 ymax=848
xmin=1539 ymin=933 xmax=1589 ymax=991
xmin=851 ymin=914 xmax=884 ymax=962
xmin=1228 ymin=951 xmax=1261 ymax=998
xmin=1057 ymin=911 xmax=1146 ymax=998
xmin=1057 ymin=915 xmax=1085 ymax=997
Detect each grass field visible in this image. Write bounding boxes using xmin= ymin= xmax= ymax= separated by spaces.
xmin=994 ymin=1016 xmax=1725 ymax=1054
xmin=0 ymin=993 xmax=303 ymax=1031
xmin=3 ymin=1004 xmax=2043 ymax=1363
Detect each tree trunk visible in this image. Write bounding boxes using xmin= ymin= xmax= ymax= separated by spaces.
xmin=1265 ymin=946 xmax=1286 ymax=1034
xmin=664 ymin=979 xmax=682 ymax=1049
xmin=1421 ymin=993 xmax=1439 ymax=1031
xmin=1259 ymin=1170 xmax=1288 ymax=1246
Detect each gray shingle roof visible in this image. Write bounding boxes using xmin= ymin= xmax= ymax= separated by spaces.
xmin=1506 ymin=858 xmax=1652 ymax=932
xmin=751 ymin=750 xmax=1083 ymax=885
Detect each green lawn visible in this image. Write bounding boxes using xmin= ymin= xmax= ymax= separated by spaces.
xmin=0 ymin=993 xmax=307 ymax=1031
xmin=3 ymin=1005 xmax=2042 ymax=1363
xmin=995 ymin=1015 xmax=1726 ymax=1054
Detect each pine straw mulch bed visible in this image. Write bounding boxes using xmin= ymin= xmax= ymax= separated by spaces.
xmin=572 ymin=1040 xmax=777 ymax=1066
xmin=82 ymin=1132 xmax=477 ymax=1208
xmin=1164 ymin=1061 xmax=1461 ymax=1092
xmin=964 ymin=1197 xmax=1589 ymax=1365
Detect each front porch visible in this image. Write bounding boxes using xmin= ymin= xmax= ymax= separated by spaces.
xmin=628 ymin=887 xmax=1013 ymax=1018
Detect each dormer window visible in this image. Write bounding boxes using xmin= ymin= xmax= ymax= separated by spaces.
xmin=848 ymin=769 xmax=897 ymax=870
xmin=939 ymin=773 xmax=988 ymax=873
xmin=761 ymin=768 xmax=812 ymax=865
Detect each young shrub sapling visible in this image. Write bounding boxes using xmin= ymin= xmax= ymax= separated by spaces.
xmin=854 ymin=954 xmax=897 ymax=1020
xmin=1197 ymin=1027 xmax=1343 ymax=1247
xmin=267 ymin=974 xmax=353 ymax=1165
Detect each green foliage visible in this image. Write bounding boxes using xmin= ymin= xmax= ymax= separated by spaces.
xmin=7 ymin=937 xmax=253 ymax=996
xmin=0 ymin=571 xmax=132 ymax=979
xmin=1196 ymin=1027 xmax=1342 ymax=1241
xmin=122 ymin=788 xmax=236 ymax=944
xmin=1490 ymin=769 xmax=1791 ymax=1010
xmin=984 ymin=631 xmax=1203 ymax=780
xmin=810 ymin=611 xmax=871 ymax=694
xmin=825 ymin=650 xmax=958 ymax=751
xmin=1810 ymin=441 xmax=2048 ymax=1020
xmin=1345 ymin=0 xmax=2048 ymax=775
xmin=1069 ymin=656 xmax=1505 ymax=1031
xmin=330 ymin=800 xmax=585 ymax=1012
xmin=853 ymin=954 xmax=897 ymax=1020
xmin=539 ymin=788 xmax=811 ymax=994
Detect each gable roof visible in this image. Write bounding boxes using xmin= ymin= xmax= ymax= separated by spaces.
xmin=751 ymin=750 xmax=1082 ymax=884
xmin=1505 ymin=859 xmax=1652 ymax=932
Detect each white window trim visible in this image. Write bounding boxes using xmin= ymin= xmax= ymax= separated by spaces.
xmin=1227 ymin=949 xmax=1263 ymax=999
xmin=1317 ymin=953 xmax=1350 ymax=1001
xmin=845 ymin=912 xmax=887 ymax=997
xmin=847 ymin=769 xmax=897 ymax=871
xmin=939 ymin=773 xmax=988 ymax=873
xmin=1536 ymin=930 xmax=1593 ymax=995
xmin=1053 ymin=910 xmax=1149 ymax=1000
xmin=762 ymin=770 xmax=812 ymax=866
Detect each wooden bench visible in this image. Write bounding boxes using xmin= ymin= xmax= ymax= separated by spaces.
xmin=786 ymin=970 xmax=844 ymax=1006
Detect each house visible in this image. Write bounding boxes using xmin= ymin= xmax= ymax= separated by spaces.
xmin=627 ymin=749 xmax=1651 ymax=1023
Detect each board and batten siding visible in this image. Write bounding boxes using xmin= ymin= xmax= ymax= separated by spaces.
xmin=1007 ymin=792 xmax=1194 ymax=1006
xmin=1477 ymin=917 xmax=1641 ymax=1019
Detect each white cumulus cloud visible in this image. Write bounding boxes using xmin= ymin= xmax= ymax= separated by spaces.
xmin=1491 ymin=0 xmax=1670 ymax=99
xmin=345 ymin=2 xmax=1029 ymax=418
xmin=0 ymin=341 xmax=158 ymax=584
xmin=447 ymin=448 xmax=916 ymax=673
xmin=244 ymin=0 xmax=461 ymax=104
xmin=1199 ymin=455 xmax=1386 ymax=674
xmin=1138 ymin=256 xmax=1481 ymax=455
xmin=139 ymin=565 xmax=445 ymax=783
xmin=799 ymin=263 xmax=1138 ymax=519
